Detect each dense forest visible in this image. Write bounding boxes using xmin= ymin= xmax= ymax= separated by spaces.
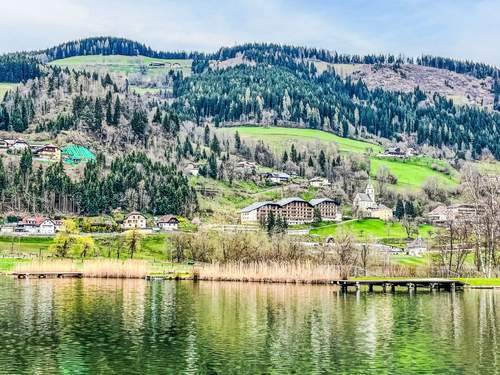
xmin=33 ymin=36 xmax=203 ymax=62
xmin=0 ymin=150 xmax=197 ymax=216
xmin=0 ymin=54 xmax=42 ymax=83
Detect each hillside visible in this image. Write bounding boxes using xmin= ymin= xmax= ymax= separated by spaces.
xmin=316 ymin=63 xmax=495 ymax=109
xmin=217 ymin=126 xmax=459 ymax=190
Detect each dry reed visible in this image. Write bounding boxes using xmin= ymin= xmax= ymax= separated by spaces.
xmin=196 ymin=261 xmax=341 ymax=284
xmin=12 ymin=259 xmax=150 ymax=279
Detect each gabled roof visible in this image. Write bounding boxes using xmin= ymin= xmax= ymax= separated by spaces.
xmin=158 ymin=215 xmax=179 ymax=223
xmin=125 ymin=211 xmax=146 ymax=219
xmin=276 ymin=197 xmax=311 ymax=207
xmin=241 ymin=201 xmax=277 ymax=213
xmin=310 ymin=198 xmax=336 ymax=206
xmin=355 ymin=193 xmax=372 ymax=202
xmin=21 ymin=216 xmax=46 ymax=226
xmin=427 ymin=205 xmax=448 ymax=216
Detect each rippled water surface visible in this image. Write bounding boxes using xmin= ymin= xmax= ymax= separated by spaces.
xmin=0 ymin=278 xmax=498 ymax=374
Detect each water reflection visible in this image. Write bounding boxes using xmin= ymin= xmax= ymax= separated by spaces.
xmin=0 ymin=278 xmax=498 ymax=374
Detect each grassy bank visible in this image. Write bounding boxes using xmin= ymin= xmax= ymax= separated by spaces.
xmin=0 ymin=83 xmax=17 ymax=98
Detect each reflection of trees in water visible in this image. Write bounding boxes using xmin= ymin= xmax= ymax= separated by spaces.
xmin=0 ymin=279 xmax=498 ymax=374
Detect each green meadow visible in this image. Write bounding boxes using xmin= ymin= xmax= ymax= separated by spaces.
xmin=310 ymin=218 xmax=436 ymax=240
xmin=50 ymin=55 xmax=192 ymax=76
xmin=218 ymin=126 xmax=459 ymax=190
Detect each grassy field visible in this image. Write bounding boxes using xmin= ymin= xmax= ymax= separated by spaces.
xmin=50 ymin=55 xmax=192 ymax=76
xmin=0 ymin=83 xmax=17 ymax=98
xmin=218 ymin=126 xmax=459 ymax=190
xmin=310 ymin=218 xmax=436 ymax=240
xmin=218 ymin=126 xmax=383 ymax=154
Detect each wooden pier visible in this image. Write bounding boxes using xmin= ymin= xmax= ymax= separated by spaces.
xmin=336 ymin=279 xmax=466 ymax=293
xmin=12 ymin=272 xmax=83 ymax=279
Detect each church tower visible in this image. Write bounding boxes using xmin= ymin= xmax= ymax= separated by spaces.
xmin=365 ymin=181 xmax=375 ymax=203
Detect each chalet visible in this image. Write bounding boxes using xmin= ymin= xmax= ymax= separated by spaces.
xmin=426 ymin=205 xmax=449 ymax=225
xmin=7 ymin=139 xmax=29 ymax=152
xmin=122 ymin=212 xmax=147 ymax=229
xmin=263 ymin=172 xmax=290 ymax=184
xmin=379 ymin=147 xmax=407 ymax=158
xmin=19 ymin=216 xmax=46 ymax=234
xmin=33 ymin=144 xmax=61 ymax=161
xmin=310 ymin=198 xmax=340 ymax=221
xmin=157 ymin=215 xmax=179 ymax=231
xmin=353 ymin=182 xmax=393 ymax=221
xmin=309 ymin=177 xmax=330 ymax=188
xmin=427 ymin=203 xmax=476 ymax=225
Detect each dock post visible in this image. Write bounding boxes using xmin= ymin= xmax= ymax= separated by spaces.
xmin=355 ymin=282 xmax=360 ymax=291
xmin=390 ymin=284 xmax=396 ymax=294
xmin=368 ymin=284 xmax=373 ymax=293
xmin=382 ymin=284 xmax=387 ymax=293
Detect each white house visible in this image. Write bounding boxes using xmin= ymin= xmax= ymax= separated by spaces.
xmin=309 ymin=177 xmax=330 ymax=188
xmin=39 ymin=219 xmax=56 ymax=235
xmin=157 ymin=215 xmax=179 ymax=231
xmin=122 ymin=212 xmax=147 ymax=229
xmin=406 ymin=238 xmax=428 ymax=256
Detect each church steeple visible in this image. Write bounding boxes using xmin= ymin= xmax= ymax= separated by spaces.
xmin=365 ymin=180 xmax=375 ymax=203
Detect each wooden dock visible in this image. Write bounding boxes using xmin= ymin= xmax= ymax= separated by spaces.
xmin=12 ymin=272 xmax=83 ymax=279
xmin=336 ymin=279 xmax=466 ymax=293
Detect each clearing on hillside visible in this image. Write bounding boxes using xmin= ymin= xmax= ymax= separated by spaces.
xmin=0 ymin=83 xmax=17 ymax=98
xmin=217 ymin=126 xmax=458 ymax=190
xmin=50 ymin=55 xmax=192 ymax=76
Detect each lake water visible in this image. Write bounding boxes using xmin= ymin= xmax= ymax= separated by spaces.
xmin=0 ymin=278 xmax=498 ymax=375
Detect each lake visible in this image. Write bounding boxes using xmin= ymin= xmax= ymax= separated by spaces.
xmin=0 ymin=278 xmax=498 ymax=374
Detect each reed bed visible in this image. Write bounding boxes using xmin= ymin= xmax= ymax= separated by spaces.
xmin=12 ymin=259 xmax=150 ymax=279
xmin=13 ymin=259 xmax=79 ymax=273
xmin=83 ymin=260 xmax=149 ymax=279
xmin=196 ymin=262 xmax=341 ymax=284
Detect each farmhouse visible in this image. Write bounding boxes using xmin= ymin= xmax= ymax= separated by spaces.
xmin=33 ymin=144 xmax=61 ymax=161
xmin=310 ymin=198 xmax=341 ymax=221
xmin=9 ymin=216 xmax=60 ymax=235
xmin=353 ymin=182 xmax=393 ymax=221
xmin=157 ymin=215 xmax=179 ymax=231
xmin=263 ymin=172 xmax=290 ymax=184
xmin=427 ymin=203 xmax=477 ymax=225
xmin=309 ymin=177 xmax=330 ymax=188
xmin=406 ymin=238 xmax=428 ymax=256
xmin=122 ymin=212 xmax=147 ymax=229
xmin=7 ymin=139 xmax=30 ymax=152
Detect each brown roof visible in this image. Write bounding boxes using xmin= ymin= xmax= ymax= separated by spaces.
xmin=158 ymin=215 xmax=179 ymax=223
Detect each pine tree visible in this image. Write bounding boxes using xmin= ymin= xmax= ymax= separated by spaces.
xmin=210 ymin=134 xmax=221 ymax=155
xmin=282 ymin=150 xmax=289 ymax=163
xmin=208 ymin=153 xmax=218 ymax=179
xmin=152 ymin=108 xmax=162 ymax=123
xmin=112 ymin=97 xmax=121 ymax=126
xmin=318 ymin=150 xmax=326 ymax=172
xmin=394 ymin=199 xmax=405 ymax=220
xmin=93 ymin=98 xmax=103 ymax=129
xmin=105 ymin=99 xmax=113 ymax=124
xmin=234 ymin=131 xmax=241 ymax=150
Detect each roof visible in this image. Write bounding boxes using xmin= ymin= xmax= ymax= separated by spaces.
xmin=21 ymin=216 xmax=46 ymax=226
xmin=158 ymin=215 xmax=179 ymax=223
xmin=241 ymin=201 xmax=276 ymax=213
xmin=355 ymin=193 xmax=372 ymax=202
xmin=34 ymin=144 xmax=59 ymax=153
xmin=428 ymin=205 xmax=448 ymax=216
xmin=310 ymin=198 xmax=336 ymax=206
xmin=62 ymin=145 xmax=96 ymax=161
xmin=125 ymin=212 xmax=146 ymax=219
xmin=275 ymin=197 xmax=311 ymax=207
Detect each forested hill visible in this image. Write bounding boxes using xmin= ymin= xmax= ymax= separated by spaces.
xmin=33 ymin=37 xmax=203 ymax=62
xmin=1 ymin=36 xmax=499 ymax=160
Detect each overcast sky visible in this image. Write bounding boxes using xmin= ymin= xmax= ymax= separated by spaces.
xmin=1 ymin=0 xmax=499 ymax=66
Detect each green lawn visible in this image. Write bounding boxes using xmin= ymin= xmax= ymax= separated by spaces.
xmin=217 ymin=126 xmax=458 ymax=190
xmin=453 ymin=278 xmax=500 ymax=287
xmin=0 ymin=83 xmax=17 ymax=98
xmin=50 ymin=55 xmax=192 ymax=76
xmin=310 ymin=218 xmax=436 ymax=240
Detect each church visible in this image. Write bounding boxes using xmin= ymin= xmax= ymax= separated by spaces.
xmin=353 ymin=181 xmax=393 ymax=221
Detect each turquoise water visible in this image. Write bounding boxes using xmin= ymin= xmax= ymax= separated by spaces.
xmin=0 ymin=278 xmax=498 ymax=374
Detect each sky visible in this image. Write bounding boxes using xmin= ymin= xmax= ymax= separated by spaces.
xmin=1 ymin=0 xmax=499 ymax=66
